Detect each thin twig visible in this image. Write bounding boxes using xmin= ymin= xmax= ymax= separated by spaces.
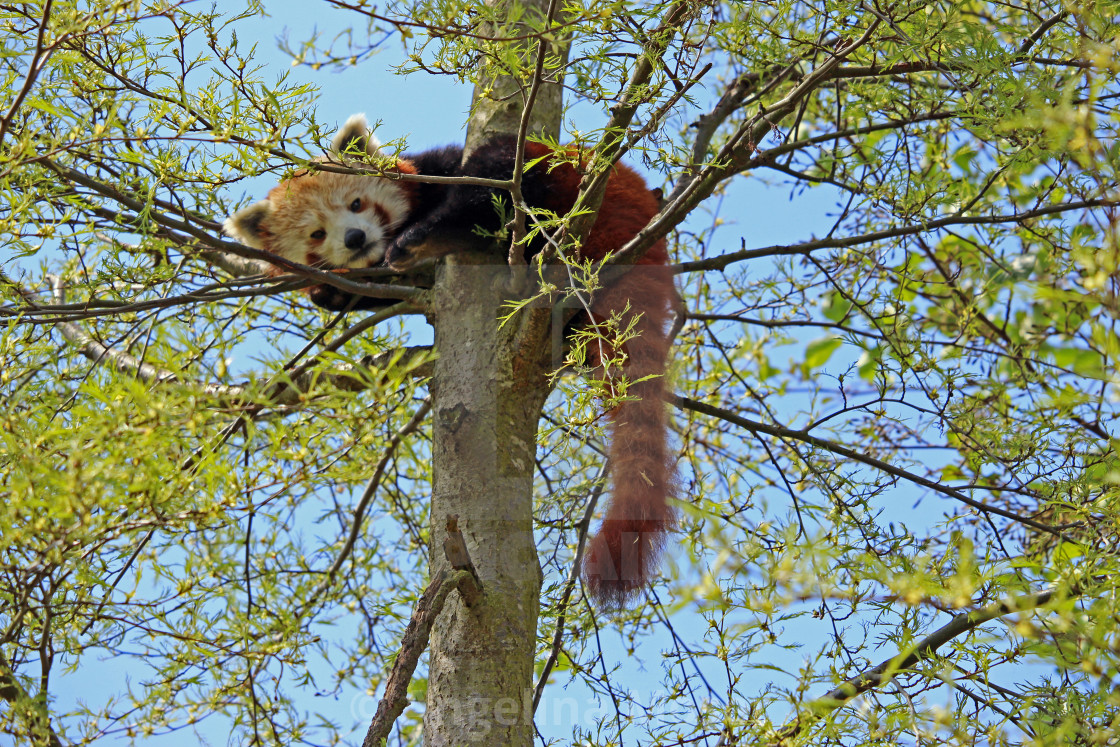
xmin=532 ymin=463 xmax=609 ymax=712
xmin=305 ymin=398 xmax=434 ymax=610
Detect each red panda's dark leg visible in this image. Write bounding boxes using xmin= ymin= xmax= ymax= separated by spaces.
xmin=385 ymin=138 xmax=568 ymax=268
xmin=307 ymin=284 xmax=402 ymax=312
xmin=386 ymin=140 xmax=519 ymax=267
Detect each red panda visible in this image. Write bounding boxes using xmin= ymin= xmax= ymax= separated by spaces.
xmin=224 ymin=115 xmax=677 ymax=606
xmin=221 ymin=122 xmax=461 ymax=310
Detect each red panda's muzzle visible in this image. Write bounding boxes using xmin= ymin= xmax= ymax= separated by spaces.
xmin=344 ymin=228 xmax=367 ymax=251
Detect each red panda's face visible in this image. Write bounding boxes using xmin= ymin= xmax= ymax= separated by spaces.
xmin=224 ymin=113 xmax=414 ymax=272
xmin=250 ymin=169 xmax=411 ymax=269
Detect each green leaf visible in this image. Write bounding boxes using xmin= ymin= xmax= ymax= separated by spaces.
xmin=804 ymin=336 xmax=842 ymax=370
xmin=952 ymin=146 xmax=978 ymax=171
xmin=1051 ymin=346 xmax=1106 ymax=379
xmin=858 ymin=346 xmax=882 ymax=382
xmin=407 ymin=677 xmax=428 ymax=703
xmin=821 ymin=292 xmax=852 ymax=323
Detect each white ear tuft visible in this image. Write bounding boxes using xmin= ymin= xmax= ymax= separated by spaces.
xmin=223 ymin=200 xmax=273 ymax=249
xmin=331 ymin=113 xmax=382 ymax=157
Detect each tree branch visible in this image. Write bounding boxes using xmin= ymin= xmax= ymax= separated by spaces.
xmin=361 ymin=519 xmax=484 ymax=747
xmin=609 ymin=16 xmax=884 ymax=268
xmin=45 ymin=159 xmax=422 ymax=301
xmin=769 ymin=582 xmax=1075 ymax=746
xmin=672 ymin=395 xmax=1062 ymax=536
xmin=559 ymin=0 xmax=697 ymax=249
xmin=508 ymin=0 xmax=563 ymax=264
xmin=673 ymin=198 xmax=1119 ymax=274
xmin=0 ymin=0 xmax=55 ymax=148
xmin=28 ymin=268 xmax=434 ymax=406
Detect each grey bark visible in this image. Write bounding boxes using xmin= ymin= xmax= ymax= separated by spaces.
xmin=422 ymin=0 xmax=568 ymax=742
xmin=423 ymin=257 xmax=553 ymax=745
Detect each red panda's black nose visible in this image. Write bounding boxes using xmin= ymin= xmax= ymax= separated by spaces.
xmin=344 ymin=228 xmax=367 ymax=251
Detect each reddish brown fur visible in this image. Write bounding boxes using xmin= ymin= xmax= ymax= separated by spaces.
xmin=521 ymin=143 xmax=677 ymax=606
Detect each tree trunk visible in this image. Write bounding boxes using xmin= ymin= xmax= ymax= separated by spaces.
xmin=423 ymin=255 xmax=553 ymax=745
xmin=462 ymin=0 xmax=568 ymax=155
xmin=421 ymin=0 xmax=567 ymax=741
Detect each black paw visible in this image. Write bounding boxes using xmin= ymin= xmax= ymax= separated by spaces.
xmin=385 ymin=242 xmax=414 ymax=270
xmin=307 ymin=283 xmax=398 ymax=312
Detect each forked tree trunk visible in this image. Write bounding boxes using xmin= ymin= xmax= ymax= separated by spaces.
xmin=422 ymin=1 xmax=568 ymax=740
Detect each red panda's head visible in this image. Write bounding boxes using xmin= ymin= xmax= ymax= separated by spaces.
xmin=223 ymin=114 xmax=416 ymax=271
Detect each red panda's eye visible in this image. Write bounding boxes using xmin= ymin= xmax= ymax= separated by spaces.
xmin=310 ymin=229 xmax=326 ymax=240
xmin=349 ymin=198 xmax=362 ymax=212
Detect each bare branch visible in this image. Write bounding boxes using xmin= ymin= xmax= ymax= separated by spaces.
xmin=47 ymin=274 xmax=179 ymax=385
xmin=672 ymin=395 xmax=1062 ymax=536
xmin=27 ymin=268 xmax=433 ymax=407
xmin=770 ymin=582 xmax=1079 ymax=745
xmin=361 ymin=520 xmax=484 ymax=747
xmin=674 ymin=198 xmax=1118 ymax=274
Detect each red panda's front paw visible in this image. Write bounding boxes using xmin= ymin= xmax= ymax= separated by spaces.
xmin=307 ymin=283 xmax=359 ymax=311
xmin=385 ymin=243 xmax=415 ymax=270
xmin=307 ymin=283 xmax=399 ymax=312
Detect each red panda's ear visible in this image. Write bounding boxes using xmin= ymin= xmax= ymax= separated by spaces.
xmin=223 ymin=200 xmax=273 ymax=249
xmin=331 ymin=113 xmax=382 ymax=159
